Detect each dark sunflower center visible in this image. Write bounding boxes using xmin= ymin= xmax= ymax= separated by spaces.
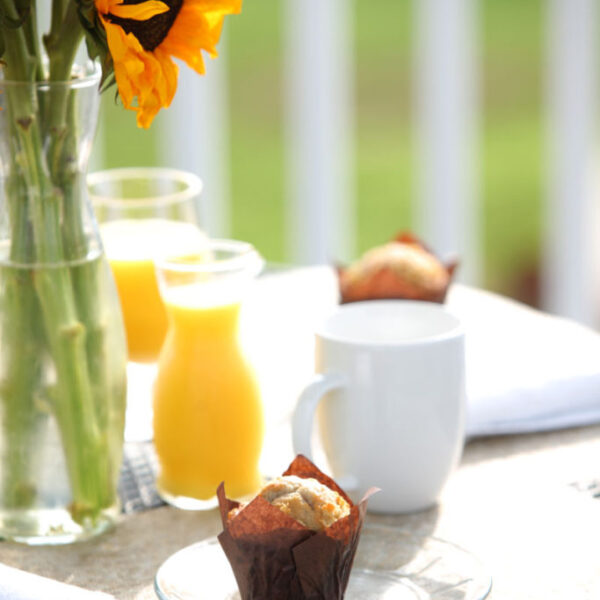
xmin=107 ymin=0 xmax=184 ymax=52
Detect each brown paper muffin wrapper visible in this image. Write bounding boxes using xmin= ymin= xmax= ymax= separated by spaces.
xmin=217 ymin=455 xmax=378 ymax=600
xmin=338 ymin=231 xmax=458 ymax=304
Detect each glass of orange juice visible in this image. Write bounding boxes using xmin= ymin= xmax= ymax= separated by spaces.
xmin=88 ymin=168 xmax=208 ymax=441
xmin=153 ymin=240 xmax=264 ymax=509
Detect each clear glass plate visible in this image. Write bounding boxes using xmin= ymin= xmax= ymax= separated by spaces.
xmin=155 ymin=523 xmax=492 ymax=600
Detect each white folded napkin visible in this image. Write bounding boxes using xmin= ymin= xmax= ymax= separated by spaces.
xmin=244 ymin=266 xmax=600 ymax=440
xmin=0 ymin=564 xmax=114 ymax=600
xmin=447 ymin=285 xmax=600 ymax=437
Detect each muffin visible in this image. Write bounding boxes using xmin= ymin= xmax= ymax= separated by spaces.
xmin=217 ymin=455 xmax=376 ymax=600
xmin=338 ymin=232 xmax=457 ymax=304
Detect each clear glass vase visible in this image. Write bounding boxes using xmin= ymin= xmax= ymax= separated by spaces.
xmin=0 ymin=66 xmax=127 ymax=544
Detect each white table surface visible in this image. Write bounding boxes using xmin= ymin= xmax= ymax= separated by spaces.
xmin=1 ymin=268 xmax=599 ymax=599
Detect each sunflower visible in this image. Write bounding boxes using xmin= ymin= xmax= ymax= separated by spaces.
xmin=95 ymin=0 xmax=242 ymax=128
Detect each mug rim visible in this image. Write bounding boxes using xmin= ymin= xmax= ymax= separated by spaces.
xmin=316 ymin=300 xmax=464 ymax=347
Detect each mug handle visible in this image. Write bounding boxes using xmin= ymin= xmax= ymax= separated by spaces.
xmin=292 ymin=373 xmax=358 ymax=492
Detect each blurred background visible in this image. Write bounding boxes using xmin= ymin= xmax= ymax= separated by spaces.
xmin=91 ymin=0 xmax=600 ymax=327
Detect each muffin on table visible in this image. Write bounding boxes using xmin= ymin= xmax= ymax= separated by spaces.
xmin=217 ymin=455 xmax=376 ymax=600
xmin=338 ymin=232 xmax=457 ymax=304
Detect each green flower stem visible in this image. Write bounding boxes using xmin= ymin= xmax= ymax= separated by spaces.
xmin=0 ymin=0 xmax=34 ymax=81
xmin=1 ymin=218 xmax=42 ymax=509
xmin=48 ymin=0 xmax=69 ymax=49
xmin=63 ymin=176 xmax=124 ymax=510
xmin=23 ymin=2 xmax=44 ymax=81
xmin=48 ymin=2 xmax=84 ymax=82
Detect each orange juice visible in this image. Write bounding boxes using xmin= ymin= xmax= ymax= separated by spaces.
xmin=153 ymin=288 xmax=264 ymax=501
xmin=100 ymin=219 xmax=207 ymax=362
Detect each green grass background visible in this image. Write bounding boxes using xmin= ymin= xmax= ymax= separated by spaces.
xmin=95 ymin=0 xmax=544 ymax=300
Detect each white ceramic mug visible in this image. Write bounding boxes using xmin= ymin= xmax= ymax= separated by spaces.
xmin=292 ymin=300 xmax=466 ymax=513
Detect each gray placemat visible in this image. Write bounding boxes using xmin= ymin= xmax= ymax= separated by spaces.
xmin=118 ymin=442 xmax=165 ymax=514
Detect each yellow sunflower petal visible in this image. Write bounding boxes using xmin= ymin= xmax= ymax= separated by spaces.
xmin=128 ymin=47 xmax=177 ymax=128
xmin=108 ymin=1 xmax=170 ymax=20
xmin=102 ymin=18 xmax=145 ymax=109
xmin=159 ymin=3 xmax=227 ymax=71
xmin=191 ymin=0 xmax=242 ymax=13
xmin=154 ymin=48 xmax=179 ymax=106
xmin=137 ymin=53 xmax=164 ymax=106
xmin=95 ymin=0 xmax=114 ymax=13
xmin=136 ymin=89 xmax=162 ymax=129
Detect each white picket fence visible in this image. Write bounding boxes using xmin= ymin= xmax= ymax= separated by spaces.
xmin=35 ymin=2 xmax=596 ymax=326
xmin=543 ymin=0 xmax=599 ymax=326
xmin=158 ymin=0 xmax=599 ymax=328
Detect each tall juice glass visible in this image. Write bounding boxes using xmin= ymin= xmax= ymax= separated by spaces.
xmin=89 ymin=168 xmax=207 ymax=440
xmin=154 ymin=240 xmax=264 ymax=509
